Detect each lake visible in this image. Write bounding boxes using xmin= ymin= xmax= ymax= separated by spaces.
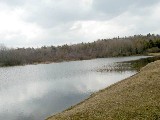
xmin=0 ymin=56 xmax=149 ymax=120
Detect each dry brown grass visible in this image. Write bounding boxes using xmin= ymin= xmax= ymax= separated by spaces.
xmin=148 ymin=52 xmax=160 ymax=56
xmin=46 ymin=60 xmax=160 ymax=120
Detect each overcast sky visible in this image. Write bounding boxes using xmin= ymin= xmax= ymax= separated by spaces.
xmin=0 ymin=0 xmax=160 ymax=48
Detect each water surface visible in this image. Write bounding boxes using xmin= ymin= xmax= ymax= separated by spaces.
xmin=0 ymin=56 xmax=149 ymax=120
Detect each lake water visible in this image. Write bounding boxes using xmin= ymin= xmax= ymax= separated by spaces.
xmin=0 ymin=56 xmax=149 ymax=120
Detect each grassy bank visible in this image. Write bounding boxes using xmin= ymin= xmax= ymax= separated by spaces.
xmin=148 ymin=52 xmax=160 ymax=56
xmin=46 ymin=60 xmax=160 ymax=120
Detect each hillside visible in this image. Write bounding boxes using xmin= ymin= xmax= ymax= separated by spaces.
xmin=46 ymin=60 xmax=160 ymax=120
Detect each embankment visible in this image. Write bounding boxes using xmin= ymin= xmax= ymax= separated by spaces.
xmin=46 ymin=60 xmax=160 ymax=120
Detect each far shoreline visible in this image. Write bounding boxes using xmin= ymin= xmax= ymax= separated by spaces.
xmin=0 ymin=53 xmax=153 ymax=68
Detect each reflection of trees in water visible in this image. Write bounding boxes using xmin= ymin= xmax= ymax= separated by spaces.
xmin=127 ymin=56 xmax=160 ymax=71
xmin=96 ymin=56 xmax=160 ymax=72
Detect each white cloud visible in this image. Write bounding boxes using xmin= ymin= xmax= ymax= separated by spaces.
xmin=70 ymin=21 xmax=126 ymax=43
xmin=0 ymin=0 xmax=160 ymax=47
xmin=0 ymin=3 xmax=44 ymax=47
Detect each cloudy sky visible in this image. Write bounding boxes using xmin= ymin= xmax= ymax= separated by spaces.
xmin=0 ymin=0 xmax=160 ymax=47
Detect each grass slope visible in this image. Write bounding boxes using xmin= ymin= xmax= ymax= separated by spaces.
xmin=46 ymin=60 xmax=160 ymax=120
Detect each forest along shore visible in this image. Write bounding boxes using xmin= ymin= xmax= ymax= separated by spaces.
xmin=0 ymin=34 xmax=160 ymax=67
xmin=46 ymin=60 xmax=160 ymax=120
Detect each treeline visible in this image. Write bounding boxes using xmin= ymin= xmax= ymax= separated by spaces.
xmin=0 ymin=33 xmax=160 ymax=66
